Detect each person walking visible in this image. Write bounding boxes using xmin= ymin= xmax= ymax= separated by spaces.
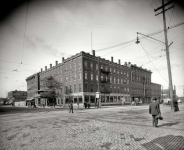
xmin=149 ymin=98 xmax=161 ymax=127
xmin=69 ymin=101 xmax=73 ymax=113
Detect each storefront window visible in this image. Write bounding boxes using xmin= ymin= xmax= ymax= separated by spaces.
xmin=110 ymin=96 xmax=113 ymax=102
xmin=114 ymin=96 xmax=117 ymax=102
xmin=106 ymin=96 xmax=109 ymax=103
xmin=101 ymin=95 xmax=105 ymax=103
xmin=117 ymin=96 xmax=120 ymax=102
xmin=90 ymin=96 xmax=95 ymax=103
xmin=84 ymin=95 xmax=89 ymax=103
xmin=79 ymin=96 xmax=82 ymax=103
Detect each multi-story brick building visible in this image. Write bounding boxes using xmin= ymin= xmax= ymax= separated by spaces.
xmin=130 ymin=64 xmax=152 ymax=103
xmin=26 ymin=50 xmax=159 ymax=107
xmin=26 ymin=73 xmax=40 ymax=99
xmin=151 ymin=83 xmax=161 ymax=101
xmin=8 ymin=90 xmax=27 ymax=102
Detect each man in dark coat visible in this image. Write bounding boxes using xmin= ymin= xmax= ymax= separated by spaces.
xmin=149 ymin=98 xmax=161 ymax=127
xmin=69 ymin=101 xmax=73 ymax=113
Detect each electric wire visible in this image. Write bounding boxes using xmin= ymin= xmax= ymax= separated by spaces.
xmin=0 ymin=60 xmax=42 ymax=67
xmin=114 ymin=0 xmax=149 ymax=32
xmin=101 ymin=43 xmax=135 ymax=57
xmin=96 ymin=22 xmax=184 ymax=52
xmin=139 ymin=40 xmax=168 ymax=83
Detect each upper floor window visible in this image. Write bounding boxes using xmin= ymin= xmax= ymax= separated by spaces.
xmin=79 ymin=83 xmax=81 ymax=92
xmin=105 ymin=66 xmax=108 ymax=71
xmin=96 ymin=64 xmax=99 ymax=71
xmin=101 ymin=75 xmax=104 ymax=80
xmin=90 ymin=63 xmax=93 ymax=70
xmin=118 ymin=78 xmax=120 ymax=84
xmin=73 ymin=74 xmax=76 ymax=80
xmin=79 ymin=73 xmax=81 ymax=80
xmin=114 ymin=69 xmax=116 ymax=74
xmin=74 ymin=84 xmax=76 ymax=92
xmin=110 ymin=67 xmax=112 ymax=72
xmin=91 ymin=84 xmax=94 ymax=92
xmin=85 ymin=83 xmax=88 ymax=92
xmin=84 ymin=61 xmax=88 ymax=69
xmin=114 ymin=78 xmax=116 ymax=84
xmin=91 ymin=73 xmax=93 ymax=80
xmin=74 ymin=63 xmax=76 ymax=71
xmin=110 ymin=76 xmax=112 ymax=83
xmin=70 ymin=74 xmax=72 ymax=81
xmin=96 ymin=74 xmax=98 ymax=81
xmin=101 ymin=65 xmax=103 ymax=69
xmin=85 ymin=72 xmax=87 ymax=79
xmin=79 ymin=62 xmax=81 ymax=71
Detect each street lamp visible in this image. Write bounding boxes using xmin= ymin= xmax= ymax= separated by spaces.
xmin=135 ymin=33 xmax=140 ymax=44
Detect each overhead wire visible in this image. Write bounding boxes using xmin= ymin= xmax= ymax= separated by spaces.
xmin=139 ymin=40 xmax=168 ymax=83
xmin=101 ymin=43 xmax=135 ymax=57
xmin=0 ymin=60 xmax=42 ymax=67
xmin=96 ymin=22 xmax=184 ymax=52
xmin=173 ymin=6 xmax=184 ymax=44
xmin=114 ymin=0 xmax=149 ymax=32
xmin=21 ymin=0 xmax=29 ymax=62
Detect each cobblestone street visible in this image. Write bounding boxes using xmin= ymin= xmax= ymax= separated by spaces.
xmin=0 ymin=104 xmax=184 ymax=150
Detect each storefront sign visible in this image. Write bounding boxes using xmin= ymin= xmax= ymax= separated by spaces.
xmin=96 ymin=92 xmax=100 ymax=98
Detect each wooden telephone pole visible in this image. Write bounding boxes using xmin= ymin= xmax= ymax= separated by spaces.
xmin=155 ymin=0 xmax=175 ymax=111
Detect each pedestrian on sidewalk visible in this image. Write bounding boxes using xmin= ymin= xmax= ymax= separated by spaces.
xmin=149 ymin=98 xmax=161 ymax=127
xmin=69 ymin=101 xmax=73 ymax=113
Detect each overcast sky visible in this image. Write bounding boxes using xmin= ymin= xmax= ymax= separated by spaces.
xmin=0 ymin=0 xmax=184 ymax=97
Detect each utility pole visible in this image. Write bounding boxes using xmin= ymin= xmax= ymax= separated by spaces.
xmin=155 ymin=0 xmax=175 ymax=111
xmin=91 ymin=32 xmax=93 ymax=51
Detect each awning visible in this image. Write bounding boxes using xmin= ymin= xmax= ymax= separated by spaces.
xmin=26 ymin=98 xmax=35 ymax=101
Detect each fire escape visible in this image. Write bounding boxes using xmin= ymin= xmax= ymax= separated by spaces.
xmin=100 ymin=68 xmax=111 ymax=94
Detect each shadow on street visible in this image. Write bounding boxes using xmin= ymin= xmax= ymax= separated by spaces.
xmin=142 ymin=135 xmax=184 ymax=150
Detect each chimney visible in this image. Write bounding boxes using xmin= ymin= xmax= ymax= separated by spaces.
xmin=62 ymin=57 xmax=65 ymax=63
xmin=127 ymin=62 xmax=131 ymax=67
xmin=124 ymin=62 xmax=127 ymax=66
xmin=55 ymin=61 xmax=58 ymax=66
xmin=41 ymin=68 xmax=43 ymax=72
xmin=118 ymin=59 xmax=121 ymax=65
xmin=92 ymin=50 xmax=95 ymax=56
xmin=50 ymin=64 xmax=52 ymax=69
xmin=111 ymin=57 xmax=113 ymax=62
xmin=45 ymin=66 xmax=47 ymax=71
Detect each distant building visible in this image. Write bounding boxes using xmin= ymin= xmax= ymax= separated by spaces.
xmin=161 ymin=85 xmax=177 ymax=100
xmin=130 ymin=64 xmax=152 ymax=103
xmin=151 ymin=83 xmax=161 ymax=100
xmin=8 ymin=90 xmax=27 ymax=103
xmin=0 ymin=98 xmax=8 ymax=105
xmin=26 ymin=50 xmax=160 ymax=107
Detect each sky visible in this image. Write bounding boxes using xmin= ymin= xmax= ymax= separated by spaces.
xmin=0 ymin=0 xmax=184 ymax=98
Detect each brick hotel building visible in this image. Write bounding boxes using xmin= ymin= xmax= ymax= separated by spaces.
xmin=26 ymin=50 xmax=160 ymax=107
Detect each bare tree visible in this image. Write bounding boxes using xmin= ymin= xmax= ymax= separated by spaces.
xmin=40 ymin=76 xmax=62 ymax=108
